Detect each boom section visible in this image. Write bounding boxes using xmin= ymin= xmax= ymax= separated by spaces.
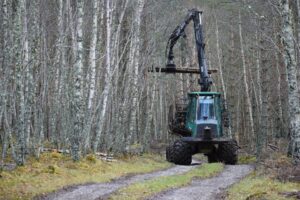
xmin=166 ymin=9 xmax=211 ymax=91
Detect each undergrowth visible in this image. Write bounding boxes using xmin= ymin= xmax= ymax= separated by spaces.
xmin=227 ymin=174 xmax=300 ymax=200
xmin=238 ymin=154 xmax=256 ymax=164
xmin=227 ymin=153 xmax=300 ymax=200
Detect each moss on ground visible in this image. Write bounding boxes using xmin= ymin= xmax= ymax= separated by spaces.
xmin=238 ymin=154 xmax=256 ymax=164
xmin=0 ymin=153 xmax=171 ymax=200
xmin=192 ymin=153 xmax=207 ymax=161
xmin=227 ymin=174 xmax=300 ymax=200
xmin=109 ymin=163 xmax=224 ymax=200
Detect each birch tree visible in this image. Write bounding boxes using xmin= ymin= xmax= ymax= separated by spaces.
xmin=14 ymin=0 xmax=28 ymax=165
xmin=128 ymin=0 xmax=145 ymax=145
xmin=0 ymin=0 xmax=296 ymax=164
xmin=256 ymin=17 xmax=269 ymax=159
xmin=71 ymin=0 xmax=84 ymax=161
xmin=281 ymin=0 xmax=300 ymax=162
xmin=83 ymin=0 xmax=99 ymax=153
xmin=93 ymin=0 xmax=113 ymax=152
xmin=215 ymin=16 xmax=232 ymax=137
xmin=238 ymin=11 xmax=255 ymax=146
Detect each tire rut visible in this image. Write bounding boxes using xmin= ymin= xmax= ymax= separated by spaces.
xmin=148 ymin=165 xmax=253 ymax=200
xmin=39 ymin=160 xmax=200 ymax=200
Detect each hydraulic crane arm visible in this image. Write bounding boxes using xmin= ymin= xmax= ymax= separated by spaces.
xmin=166 ymin=9 xmax=212 ymax=91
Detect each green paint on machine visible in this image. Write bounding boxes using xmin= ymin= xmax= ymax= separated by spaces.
xmin=166 ymin=90 xmax=238 ymax=166
xmin=185 ymin=92 xmax=223 ymax=138
xmin=162 ymin=9 xmax=238 ymax=166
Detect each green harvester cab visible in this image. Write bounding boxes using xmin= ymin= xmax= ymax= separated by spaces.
xmin=185 ymin=92 xmax=223 ymax=139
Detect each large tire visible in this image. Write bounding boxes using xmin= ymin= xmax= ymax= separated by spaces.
xmin=217 ymin=140 xmax=238 ymax=165
xmin=168 ymin=140 xmax=192 ymax=165
xmin=168 ymin=105 xmax=175 ymax=130
xmin=166 ymin=145 xmax=172 ymax=162
xmin=206 ymin=147 xmax=219 ymax=163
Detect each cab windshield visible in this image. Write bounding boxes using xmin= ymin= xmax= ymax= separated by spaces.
xmin=197 ymin=97 xmax=215 ymax=120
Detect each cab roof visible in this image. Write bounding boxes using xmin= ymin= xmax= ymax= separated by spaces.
xmin=188 ymin=91 xmax=221 ymax=96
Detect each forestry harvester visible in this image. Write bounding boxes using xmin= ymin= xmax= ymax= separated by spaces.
xmin=153 ymin=9 xmax=238 ymax=165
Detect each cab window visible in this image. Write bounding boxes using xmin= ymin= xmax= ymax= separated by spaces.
xmin=197 ymin=96 xmax=215 ymax=120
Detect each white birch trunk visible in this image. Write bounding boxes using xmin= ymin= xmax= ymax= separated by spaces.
xmin=50 ymin=0 xmax=65 ymax=147
xmin=21 ymin=0 xmax=32 ymax=155
xmin=71 ymin=0 xmax=84 ymax=161
xmin=13 ymin=0 xmax=26 ymax=165
xmin=88 ymin=0 xmax=99 ymax=109
xmin=255 ymin=29 xmax=262 ymax=113
xmin=275 ymin=53 xmax=284 ymax=134
xmin=215 ymin=17 xmax=232 ymax=137
xmin=281 ymin=0 xmax=300 ymax=161
xmin=1 ymin=0 xmax=8 ymax=163
xmin=93 ymin=0 xmax=113 ymax=152
xmin=128 ymin=0 xmax=145 ymax=144
xmin=215 ymin=18 xmax=227 ymax=102
xmin=297 ymin=0 xmax=300 ymax=44
xmin=83 ymin=0 xmax=99 ymax=152
xmin=57 ymin=0 xmax=65 ymax=97
xmin=238 ymin=11 xmax=255 ymax=144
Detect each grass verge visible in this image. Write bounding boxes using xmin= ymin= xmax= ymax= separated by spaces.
xmin=227 ymin=174 xmax=300 ymax=200
xmin=238 ymin=154 xmax=256 ymax=164
xmin=0 ymin=153 xmax=172 ymax=200
xmin=228 ymin=154 xmax=300 ymax=200
xmin=109 ymin=163 xmax=224 ymax=200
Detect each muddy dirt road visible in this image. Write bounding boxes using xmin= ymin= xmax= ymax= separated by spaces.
xmin=40 ymin=162 xmax=253 ymax=200
xmin=150 ymin=165 xmax=253 ymax=200
xmin=40 ymin=160 xmax=200 ymax=200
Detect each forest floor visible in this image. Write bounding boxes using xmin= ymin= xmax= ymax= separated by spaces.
xmin=0 ymin=153 xmax=172 ymax=200
xmin=226 ymin=154 xmax=300 ymax=200
xmin=38 ymin=153 xmax=300 ymax=200
xmin=1 ymin=152 xmax=299 ymax=200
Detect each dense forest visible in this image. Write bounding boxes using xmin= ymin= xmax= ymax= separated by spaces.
xmin=0 ymin=0 xmax=300 ymax=165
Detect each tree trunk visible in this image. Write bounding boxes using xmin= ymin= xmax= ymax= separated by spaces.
xmin=256 ymin=18 xmax=269 ymax=159
xmin=255 ymin=28 xmax=262 ymax=114
xmin=297 ymin=0 xmax=300 ymax=45
xmin=83 ymin=0 xmax=99 ymax=153
xmin=238 ymin=11 xmax=255 ymax=147
xmin=281 ymin=0 xmax=300 ymax=162
xmin=93 ymin=0 xmax=113 ymax=152
xmin=71 ymin=0 xmax=84 ymax=161
xmin=215 ymin=16 xmax=232 ymax=137
xmin=128 ymin=0 xmax=145 ymax=145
